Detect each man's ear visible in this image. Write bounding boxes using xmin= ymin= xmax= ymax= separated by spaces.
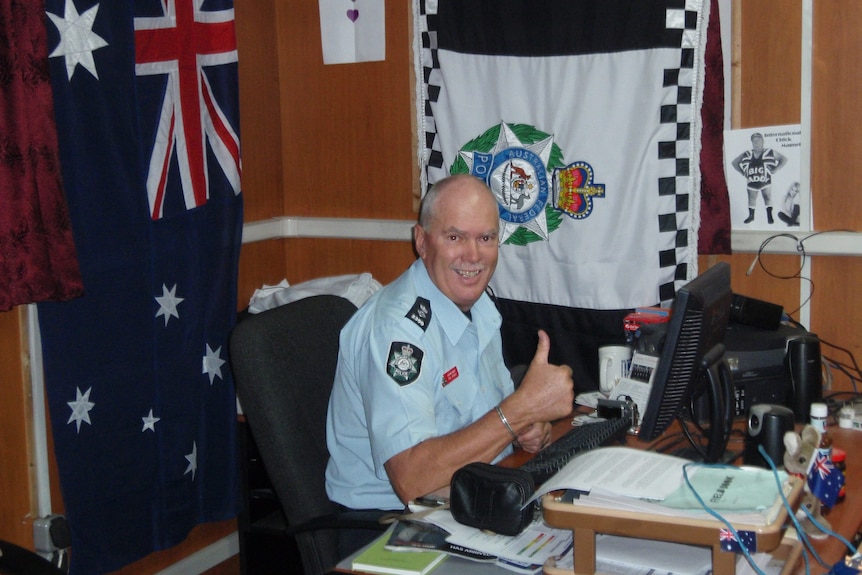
xmin=414 ymin=224 xmax=426 ymax=259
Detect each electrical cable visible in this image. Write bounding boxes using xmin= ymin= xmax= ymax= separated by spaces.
xmin=754 ymin=233 xmax=862 ymax=393
xmin=647 ymin=431 xmax=690 ymax=455
xmin=680 ymin=462 xmax=769 ymax=575
xmin=746 ymin=230 xmax=854 ymax=317
xmin=755 ymin=445 xmax=821 ymax=573
xmin=798 ymin=504 xmax=858 ymax=555
xmin=676 ymin=416 xmax=708 ymax=460
xmin=756 ymin=444 xmax=859 ymax=568
xmin=824 ymin=361 xmax=861 ymax=392
xmin=819 ymin=337 xmax=862 ymax=383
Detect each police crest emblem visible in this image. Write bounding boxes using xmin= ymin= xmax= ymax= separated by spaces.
xmin=452 ymin=122 xmax=605 ymax=245
xmin=387 ymin=342 xmax=424 ymax=385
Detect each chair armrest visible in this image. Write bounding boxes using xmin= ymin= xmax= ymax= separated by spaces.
xmin=285 ymin=513 xmax=389 ymax=537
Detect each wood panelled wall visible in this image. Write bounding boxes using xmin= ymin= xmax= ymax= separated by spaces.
xmin=709 ymin=0 xmax=862 ymax=394
xmin=1 ymin=1 xmax=860 ymax=574
xmin=0 ymin=308 xmax=34 ymax=547
xmin=234 ymin=0 xmax=419 ymax=305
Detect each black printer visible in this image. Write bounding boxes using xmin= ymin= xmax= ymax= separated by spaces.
xmin=692 ymin=322 xmax=813 ymax=420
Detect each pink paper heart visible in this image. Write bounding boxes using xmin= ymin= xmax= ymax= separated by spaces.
xmin=346 ymin=9 xmax=359 ymax=22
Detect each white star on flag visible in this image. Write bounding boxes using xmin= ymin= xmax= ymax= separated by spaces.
xmin=184 ymin=441 xmax=197 ymax=481
xmin=47 ymin=0 xmax=109 ymax=80
xmin=155 ymin=283 xmax=184 ymax=326
xmin=202 ymin=343 xmax=226 ymax=384
xmin=67 ymin=386 xmax=95 ymax=432
xmin=141 ymin=409 xmax=160 ymax=432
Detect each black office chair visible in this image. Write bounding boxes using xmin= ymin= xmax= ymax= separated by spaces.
xmin=0 ymin=540 xmax=66 ymax=575
xmin=229 ymin=295 xmax=386 ymax=575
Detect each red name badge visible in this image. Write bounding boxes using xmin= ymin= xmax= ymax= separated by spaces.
xmin=442 ymin=366 xmax=459 ymax=387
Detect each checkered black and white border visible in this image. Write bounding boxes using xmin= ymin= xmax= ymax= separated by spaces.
xmin=413 ymin=1 xmax=709 ymax=303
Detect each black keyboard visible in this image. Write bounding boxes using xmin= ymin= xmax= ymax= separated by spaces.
xmin=519 ymin=415 xmax=633 ymax=485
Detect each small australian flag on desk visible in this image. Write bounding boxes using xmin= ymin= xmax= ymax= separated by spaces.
xmin=720 ymin=529 xmax=756 ymax=553
xmin=809 ymin=452 xmax=845 ymax=508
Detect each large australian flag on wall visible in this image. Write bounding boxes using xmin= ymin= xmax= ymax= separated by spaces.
xmin=37 ymin=1 xmax=242 ymax=573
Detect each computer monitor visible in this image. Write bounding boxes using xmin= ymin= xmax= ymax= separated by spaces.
xmin=637 ymin=262 xmax=734 ymax=462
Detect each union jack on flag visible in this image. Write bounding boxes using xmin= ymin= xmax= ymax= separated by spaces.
xmin=719 ymin=528 xmax=756 ymax=553
xmin=808 ymin=451 xmax=845 ymax=508
xmin=135 ymin=0 xmax=241 ymax=219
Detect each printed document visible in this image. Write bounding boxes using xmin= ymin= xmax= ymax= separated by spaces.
xmin=527 ymin=447 xmax=794 ymax=525
xmin=528 ymin=447 xmax=690 ymax=503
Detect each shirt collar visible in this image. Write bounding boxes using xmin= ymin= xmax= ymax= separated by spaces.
xmin=410 ymin=260 xmax=501 ymax=347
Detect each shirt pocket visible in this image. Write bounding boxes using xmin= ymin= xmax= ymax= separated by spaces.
xmin=436 ymin=368 xmax=479 ymax=431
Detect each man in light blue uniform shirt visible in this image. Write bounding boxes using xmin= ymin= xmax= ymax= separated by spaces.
xmin=325 ymin=175 xmax=574 ymax=551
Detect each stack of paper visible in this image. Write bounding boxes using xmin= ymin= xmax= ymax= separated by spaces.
xmin=400 ymin=509 xmax=574 ymax=574
xmin=528 ymin=447 xmax=793 ymax=526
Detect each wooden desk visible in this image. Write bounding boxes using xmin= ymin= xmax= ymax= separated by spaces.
xmin=542 ymin=478 xmax=802 ymax=575
xmin=337 ymin=418 xmax=860 ymax=575
xmin=524 ymin=418 xmax=861 ymax=575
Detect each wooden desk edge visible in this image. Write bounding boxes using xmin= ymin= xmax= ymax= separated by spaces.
xmin=540 ymin=536 xmax=805 ymax=575
xmin=541 ymin=474 xmax=804 ymax=575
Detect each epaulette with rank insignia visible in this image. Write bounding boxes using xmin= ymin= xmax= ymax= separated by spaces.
xmin=405 ymin=297 xmax=431 ymax=331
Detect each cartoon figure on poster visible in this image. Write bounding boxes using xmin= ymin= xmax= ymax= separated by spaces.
xmin=723 ymin=126 xmax=805 ymax=231
xmin=730 ymin=132 xmax=787 ymax=224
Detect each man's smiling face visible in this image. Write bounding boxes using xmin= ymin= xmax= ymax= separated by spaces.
xmin=414 ymin=177 xmax=500 ymax=312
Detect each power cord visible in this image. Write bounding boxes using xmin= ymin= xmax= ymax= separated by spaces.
xmin=678 ymin=445 xmax=858 ymax=575
xmin=756 ymin=445 xmax=858 ymax=572
xmin=746 ymin=229 xmax=856 ymax=317
xmin=774 ymin=270 xmax=861 ymax=396
xmin=679 ymin=461 xmax=770 ymax=575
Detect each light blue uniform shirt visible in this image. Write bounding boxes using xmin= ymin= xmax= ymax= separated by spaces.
xmin=325 ymin=260 xmax=515 ymax=510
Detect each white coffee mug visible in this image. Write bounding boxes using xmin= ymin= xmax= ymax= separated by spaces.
xmin=598 ymin=345 xmax=633 ymax=394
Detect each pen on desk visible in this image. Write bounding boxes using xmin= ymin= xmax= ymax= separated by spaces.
xmin=518 ymin=533 xmax=544 ymax=555
xmin=530 ymin=534 xmax=555 ymax=557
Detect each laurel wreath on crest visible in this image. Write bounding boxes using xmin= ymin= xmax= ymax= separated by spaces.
xmin=450 ymin=123 xmax=566 ymax=246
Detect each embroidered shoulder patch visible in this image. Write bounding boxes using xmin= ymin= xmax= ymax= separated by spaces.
xmin=387 ymin=342 xmax=424 ymax=386
xmin=405 ymin=297 xmax=432 ymax=331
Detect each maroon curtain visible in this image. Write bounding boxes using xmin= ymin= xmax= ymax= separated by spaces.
xmin=0 ymin=0 xmax=83 ymax=311
xmin=698 ymin=0 xmax=732 ymax=255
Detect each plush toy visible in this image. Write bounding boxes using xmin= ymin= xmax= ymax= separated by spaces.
xmin=783 ymin=425 xmax=830 ymax=539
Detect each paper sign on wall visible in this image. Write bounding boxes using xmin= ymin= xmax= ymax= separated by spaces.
xmin=319 ymin=0 xmax=385 ymax=65
xmin=723 ymin=125 xmax=809 ymax=231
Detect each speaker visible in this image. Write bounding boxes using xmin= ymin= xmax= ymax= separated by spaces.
xmin=730 ymin=293 xmax=784 ymax=330
xmin=786 ymin=334 xmax=822 ymax=422
xmin=744 ymin=404 xmax=795 ymax=468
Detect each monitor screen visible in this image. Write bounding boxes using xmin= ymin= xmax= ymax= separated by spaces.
xmin=637 ymin=262 xmax=734 ymax=462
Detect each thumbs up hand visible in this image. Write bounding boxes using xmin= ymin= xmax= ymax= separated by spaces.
xmin=504 ymin=330 xmax=574 ymax=427
xmin=530 ymin=329 xmax=553 ymax=367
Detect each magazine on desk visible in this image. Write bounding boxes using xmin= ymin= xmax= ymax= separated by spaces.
xmin=527 ymin=446 xmax=795 ymax=525
xmin=393 ymin=509 xmax=573 ymax=574
xmin=384 ymin=519 xmax=497 ymax=563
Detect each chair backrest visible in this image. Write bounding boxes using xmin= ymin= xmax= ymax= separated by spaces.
xmin=229 ymin=295 xmax=358 ymax=575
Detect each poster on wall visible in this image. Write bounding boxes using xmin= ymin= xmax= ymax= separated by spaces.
xmin=319 ymin=0 xmax=385 ymax=65
xmin=723 ymin=125 xmax=808 ymax=231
